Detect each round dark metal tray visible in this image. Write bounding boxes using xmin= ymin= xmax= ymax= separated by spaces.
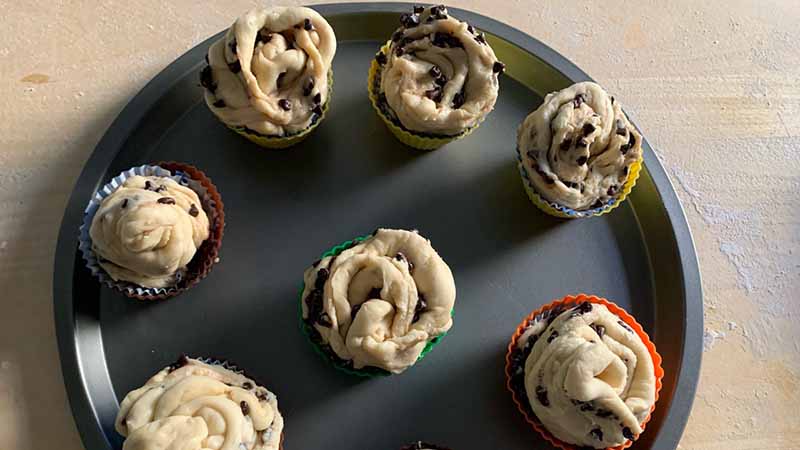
xmin=53 ymin=3 xmax=702 ymax=449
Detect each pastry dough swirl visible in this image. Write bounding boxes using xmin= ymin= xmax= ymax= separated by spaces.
xmin=115 ymin=357 xmax=284 ymax=450
xmin=301 ymin=228 xmax=456 ymax=374
xmin=518 ymin=302 xmax=655 ymax=448
xmin=517 ymin=82 xmax=643 ymax=210
xmin=376 ymin=5 xmax=502 ymax=136
xmin=89 ymin=175 xmax=210 ymax=289
xmin=203 ymin=6 xmax=336 ymax=136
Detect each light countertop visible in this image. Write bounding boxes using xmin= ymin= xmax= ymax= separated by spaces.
xmin=1 ymin=1 xmax=798 ymax=449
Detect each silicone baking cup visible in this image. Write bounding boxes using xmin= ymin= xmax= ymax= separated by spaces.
xmin=368 ymin=42 xmax=481 ymax=150
xmin=516 ymin=147 xmax=643 ymax=219
xmin=504 ymin=294 xmax=664 ymax=450
xmin=79 ymin=162 xmax=225 ymax=300
xmin=299 ymin=234 xmax=453 ymax=377
xmin=225 ymin=71 xmax=333 ymax=149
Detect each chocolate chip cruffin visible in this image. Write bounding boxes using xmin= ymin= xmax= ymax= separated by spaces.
xmin=80 ymin=163 xmax=224 ymax=300
xmin=300 ymin=228 xmax=456 ymax=375
xmin=506 ymin=295 xmax=662 ymax=450
xmin=368 ymin=5 xmax=503 ymax=149
xmin=114 ymin=357 xmax=284 ymax=450
xmin=516 ymin=82 xmax=643 ymax=218
xmin=201 ymin=6 xmax=336 ymax=148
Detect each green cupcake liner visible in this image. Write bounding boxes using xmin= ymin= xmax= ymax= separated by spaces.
xmin=298 ymin=234 xmax=453 ymax=377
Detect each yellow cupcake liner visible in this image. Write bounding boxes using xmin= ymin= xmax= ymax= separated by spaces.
xmin=224 ymin=71 xmax=333 ymax=150
xmin=367 ymin=41 xmax=480 ymax=150
xmin=516 ymin=147 xmax=643 ymax=219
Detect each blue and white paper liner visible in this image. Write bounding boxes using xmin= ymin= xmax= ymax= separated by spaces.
xmin=515 ymin=147 xmax=641 ymax=219
xmin=79 ymin=164 xmax=219 ymax=298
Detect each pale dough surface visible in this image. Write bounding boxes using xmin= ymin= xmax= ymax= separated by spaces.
xmin=379 ymin=6 xmax=500 ymax=135
xmin=301 ymin=228 xmax=456 ymax=373
xmin=115 ymin=358 xmax=283 ymax=450
xmin=520 ymin=303 xmax=655 ymax=448
xmin=89 ymin=175 xmax=210 ymax=288
xmin=204 ymin=6 xmax=336 ymax=136
xmin=517 ymin=82 xmax=643 ymax=210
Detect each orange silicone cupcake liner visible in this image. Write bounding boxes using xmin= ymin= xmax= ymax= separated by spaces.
xmin=504 ymin=294 xmax=664 ymax=450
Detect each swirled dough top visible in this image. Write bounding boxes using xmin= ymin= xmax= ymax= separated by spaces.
xmin=203 ymin=6 xmax=336 ymax=136
xmin=115 ymin=357 xmax=284 ymax=450
xmin=518 ymin=302 xmax=655 ymax=448
xmin=89 ymin=175 xmax=210 ymax=289
xmin=301 ymin=228 xmax=456 ymax=373
xmin=377 ymin=5 xmax=502 ymax=136
xmin=517 ymin=82 xmax=643 ymax=210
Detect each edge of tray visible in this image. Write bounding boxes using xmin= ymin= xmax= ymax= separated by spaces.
xmin=53 ymin=3 xmax=702 ymax=450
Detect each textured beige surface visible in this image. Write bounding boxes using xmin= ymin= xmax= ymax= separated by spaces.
xmin=0 ymin=1 xmax=798 ymax=449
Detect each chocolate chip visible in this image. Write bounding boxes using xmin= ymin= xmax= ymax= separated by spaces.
xmin=596 ymin=408 xmax=614 ymax=418
xmin=121 ymin=199 xmax=128 ymax=209
xmin=395 ymin=252 xmax=414 ymax=271
xmin=576 ymin=156 xmax=588 ymax=165
xmin=535 ymin=385 xmax=550 ymax=406
xmin=318 ymin=312 xmax=332 ymax=327
xmin=240 ymin=401 xmax=249 ymax=416
xmin=432 ymin=32 xmax=463 ymax=48
xmin=313 ymin=93 xmax=322 ymax=105
xmin=622 ymin=166 xmax=629 ymax=176
xmin=430 ymin=4 xmax=448 ymax=19
xmin=395 ymin=46 xmax=405 ymax=57
xmin=576 ymin=138 xmax=588 ymax=148
xmin=592 ymin=324 xmax=606 ymax=338
xmin=303 ymin=18 xmax=313 ymax=31
xmin=434 ymin=75 xmax=447 ymax=87
xmin=199 ymin=65 xmax=216 ymax=93
xmin=590 ymin=428 xmax=604 ymax=441
xmin=574 ymin=302 xmax=593 ymax=314
xmin=315 ymin=268 xmax=329 ymax=289
xmin=618 ymin=320 xmax=634 ymax=333
xmin=413 ymin=5 xmax=424 ymax=13
xmin=475 ymin=33 xmax=487 ymax=44
xmin=312 ymin=105 xmax=323 ymax=116
xmin=544 ymin=176 xmax=555 ymax=185
xmin=559 ymin=139 xmax=572 ymax=151
xmin=578 ymin=400 xmax=595 ymax=412
xmin=400 ymin=12 xmax=420 ymax=28
xmin=547 ymin=330 xmax=559 ymax=343
xmin=227 ymin=60 xmax=241 ymax=73
xmin=375 ymin=51 xmax=387 ymax=65
xmin=278 ymin=99 xmax=291 ymax=111
xmin=350 ymin=303 xmax=362 ymax=320
xmin=607 ymin=185 xmax=618 ymax=196
xmin=493 ymin=61 xmax=506 ymax=74
xmin=242 ymin=381 xmax=253 ymax=390
xmin=391 ymin=30 xmax=403 ymax=42
xmin=188 ymin=204 xmax=199 ymax=217
xmin=452 ymin=91 xmax=465 ymax=108
xmin=256 ymin=30 xmax=272 ymax=45
xmin=563 ymin=181 xmax=578 ymax=189
xmin=256 ymin=392 xmax=268 ymax=401
xmin=155 ymin=185 xmax=167 ymax=193
xmin=204 ymin=54 xmax=209 ymax=64
xmin=583 ymin=123 xmax=596 ymax=135
xmin=213 ymin=99 xmax=226 ymax=108
xmin=622 ymin=427 xmax=635 ymax=441
xmin=610 ymin=96 xmax=615 ymax=105
xmin=228 ymin=38 xmax=237 ymax=54
xmin=157 ymin=197 xmax=176 ymax=205
xmin=573 ymin=93 xmax=586 ymax=108
xmin=467 ymin=25 xmax=475 ymax=34
xmin=591 ymin=199 xmax=604 ymax=209
xmin=429 ymin=65 xmax=442 ymax=79
xmin=425 ymin=88 xmax=443 ymax=102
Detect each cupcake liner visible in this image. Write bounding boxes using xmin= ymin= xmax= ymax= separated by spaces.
xmin=79 ymin=162 xmax=225 ymax=300
xmin=516 ymin=147 xmax=643 ymax=219
xmin=368 ymin=42 xmax=480 ymax=150
xmin=299 ymin=234 xmax=453 ymax=377
xmin=166 ymin=356 xmax=284 ymax=450
xmin=227 ymin=71 xmax=334 ymax=149
xmin=504 ymin=294 xmax=664 ymax=450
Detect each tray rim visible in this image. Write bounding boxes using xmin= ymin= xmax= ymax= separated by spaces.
xmin=53 ymin=3 xmax=703 ymax=450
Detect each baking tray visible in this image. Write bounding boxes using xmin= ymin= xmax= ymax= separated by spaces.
xmin=53 ymin=3 xmax=702 ymax=449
